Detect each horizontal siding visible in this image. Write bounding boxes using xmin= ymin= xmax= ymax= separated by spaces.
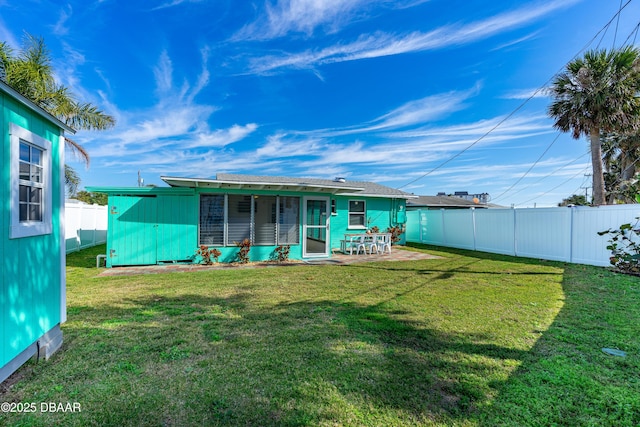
xmin=1 ymin=94 xmax=63 ymax=368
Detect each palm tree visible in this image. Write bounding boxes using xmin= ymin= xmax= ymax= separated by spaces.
xmin=0 ymin=34 xmax=115 ymax=194
xmin=602 ymin=131 xmax=640 ymax=203
xmin=548 ymin=46 xmax=640 ymax=205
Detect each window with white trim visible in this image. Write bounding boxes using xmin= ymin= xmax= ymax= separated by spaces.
xmin=348 ymin=200 xmax=366 ymax=228
xmin=10 ymin=123 xmax=52 ymax=239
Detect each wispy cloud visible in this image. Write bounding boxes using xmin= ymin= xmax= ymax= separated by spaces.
xmin=78 ymin=50 xmax=257 ymax=165
xmin=297 ymin=88 xmax=477 ymax=137
xmin=500 ymin=87 xmax=549 ymax=100
xmin=152 ymin=0 xmax=205 ymax=11
xmin=235 ymin=0 xmax=370 ymax=40
xmin=246 ymin=0 xmax=580 ymax=74
xmin=51 ymin=4 xmax=72 ymax=36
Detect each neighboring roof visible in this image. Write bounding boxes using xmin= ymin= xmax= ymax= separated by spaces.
xmin=407 ymin=195 xmax=488 ymax=208
xmin=0 ymin=79 xmax=75 ymax=134
xmin=161 ymin=173 xmax=417 ymax=199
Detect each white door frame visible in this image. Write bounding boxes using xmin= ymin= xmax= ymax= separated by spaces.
xmin=302 ymin=196 xmax=330 ymax=258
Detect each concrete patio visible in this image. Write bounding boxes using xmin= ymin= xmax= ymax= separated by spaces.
xmin=98 ymin=247 xmax=440 ymax=277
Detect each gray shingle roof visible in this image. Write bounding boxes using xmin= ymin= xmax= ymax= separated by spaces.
xmin=407 ymin=195 xmax=486 ymax=208
xmin=215 ymin=173 xmax=415 ymax=198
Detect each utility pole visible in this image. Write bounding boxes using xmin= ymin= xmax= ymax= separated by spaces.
xmin=582 ymin=173 xmax=592 ymax=202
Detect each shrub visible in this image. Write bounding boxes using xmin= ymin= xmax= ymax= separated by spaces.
xmin=385 ymin=225 xmax=406 ymax=244
xmin=195 ymin=246 xmax=221 ymax=265
xmin=235 ymin=239 xmax=252 ymax=263
xmin=598 ymin=217 xmax=640 ymax=275
xmin=273 ymin=245 xmax=291 ymax=263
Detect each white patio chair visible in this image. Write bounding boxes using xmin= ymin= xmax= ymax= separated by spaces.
xmin=342 ymin=234 xmax=364 ymax=255
xmin=355 ymin=234 xmax=369 ymax=254
xmin=376 ymin=233 xmax=392 ymax=254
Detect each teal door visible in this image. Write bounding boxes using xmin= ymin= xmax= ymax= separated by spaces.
xmin=108 ymin=196 xmax=158 ymax=266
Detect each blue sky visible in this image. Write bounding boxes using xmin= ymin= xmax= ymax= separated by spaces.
xmin=2 ymin=0 xmax=639 ymax=207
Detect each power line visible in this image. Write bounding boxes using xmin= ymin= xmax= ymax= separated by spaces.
xmin=397 ymin=0 xmax=634 ymax=193
xmin=490 ymin=132 xmax=561 ymax=202
xmin=515 ymin=166 xmax=591 ymax=207
xmin=492 ymin=150 xmax=590 ymax=202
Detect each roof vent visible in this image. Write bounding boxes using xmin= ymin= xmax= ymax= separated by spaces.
xmin=334 ymin=177 xmax=346 ymax=183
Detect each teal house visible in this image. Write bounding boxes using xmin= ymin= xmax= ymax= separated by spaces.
xmin=88 ymin=174 xmax=413 ymax=267
xmin=0 ymin=80 xmax=74 ymax=383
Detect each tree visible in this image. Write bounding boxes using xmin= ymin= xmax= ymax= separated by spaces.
xmin=548 ymin=47 xmax=640 ymax=205
xmin=558 ymin=194 xmax=589 ymax=206
xmin=0 ymin=34 xmax=115 ymax=193
xmin=601 ymin=131 xmax=640 ymax=204
xmin=72 ymin=191 xmax=108 ymax=206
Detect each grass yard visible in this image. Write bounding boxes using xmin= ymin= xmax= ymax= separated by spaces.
xmin=1 ymin=244 xmax=638 ymax=426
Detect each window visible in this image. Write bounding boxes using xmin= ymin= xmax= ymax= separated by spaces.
xmin=10 ymin=123 xmax=52 ymax=239
xmin=19 ymin=143 xmax=44 ymax=221
xmin=348 ymin=200 xmax=366 ymax=228
xmin=199 ymin=194 xmax=299 ymax=246
xmin=279 ymin=196 xmax=300 ymax=244
xmin=227 ymin=195 xmax=252 ymax=243
xmin=254 ymin=195 xmax=277 ymax=245
xmin=199 ymin=194 xmax=224 ymax=245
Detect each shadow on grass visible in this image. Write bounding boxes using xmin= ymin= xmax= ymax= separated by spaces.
xmin=406 ymin=242 xmax=565 ymax=268
xmin=40 ymin=290 xmax=534 ymax=426
xmin=476 ymin=263 xmax=640 ymax=427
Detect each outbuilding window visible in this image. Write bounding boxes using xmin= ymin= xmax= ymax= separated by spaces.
xmin=10 ymin=123 xmax=52 ymax=239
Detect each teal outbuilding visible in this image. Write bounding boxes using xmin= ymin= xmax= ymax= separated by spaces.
xmin=0 ymin=80 xmax=74 ymax=383
xmin=88 ymin=174 xmax=414 ymax=267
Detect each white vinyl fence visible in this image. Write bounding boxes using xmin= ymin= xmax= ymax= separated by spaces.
xmin=65 ymin=202 xmax=108 ymax=253
xmin=406 ymin=204 xmax=640 ymax=267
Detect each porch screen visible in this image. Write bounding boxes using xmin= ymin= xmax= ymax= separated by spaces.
xmin=278 ymin=196 xmax=299 ymax=244
xmin=254 ymin=195 xmax=277 ymax=245
xmin=200 ymin=194 xmax=224 ymax=245
xmin=228 ymin=194 xmax=252 ymax=243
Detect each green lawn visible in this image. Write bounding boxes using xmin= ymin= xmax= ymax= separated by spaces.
xmin=1 ymin=244 xmax=638 ymax=426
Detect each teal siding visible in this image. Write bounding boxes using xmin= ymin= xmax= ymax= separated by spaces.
xmin=329 ymin=196 xmax=406 ymax=250
xmin=156 ymin=195 xmax=198 ymax=262
xmin=108 ymin=196 xmax=159 ymax=267
xmin=101 ymin=187 xmax=407 ymax=266
xmin=1 ymin=93 xmax=63 ymax=369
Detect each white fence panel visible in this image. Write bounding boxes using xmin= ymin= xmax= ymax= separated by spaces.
xmin=65 ymin=202 xmax=108 ymax=253
xmin=421 ymin=210 xmax=445 ymax=246
xmin=408 ymin=204 xmax=640 ymax=267
xmin=442 ymin=209 xmax=475 ymax=250
xmin=475 ymin=209 xmax=515 ymax=256
xmin=515 ymin=208 xmax=572 ymax=262
xmin=405 ymin=210 xmax=421 ymax=243
xmin=571 ymin=205 xmax=640 ymax=267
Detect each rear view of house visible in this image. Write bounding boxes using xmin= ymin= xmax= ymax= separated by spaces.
xmin=89 ymin=174 xmax=414 ymax=266
xmin=0 ymin=80 xmax=73 ymax=383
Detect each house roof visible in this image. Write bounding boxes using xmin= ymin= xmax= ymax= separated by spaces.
xmin=161 ymin=173 xmax=417 ymax=199
xmin=0 ymin=79 xmax=75 ymax=134
xmin=407 ymin=195 xmax=488 ymax=208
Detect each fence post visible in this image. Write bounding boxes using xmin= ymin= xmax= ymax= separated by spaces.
xmin=471 ymin=207 xmax=477 ymax=251
xmin=569 ymin=206 xmax=574 ymax=263
xmin=441 ymin=208 xmax=446 ymax=246
xmin=513 ymin=207 xmax=518 ymax=257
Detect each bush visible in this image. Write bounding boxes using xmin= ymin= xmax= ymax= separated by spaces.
xmin=235 ymin=239 xmax=251 ymax=263
xmin=273 ymin=245 xmax=291 ymax=263
xmin=195 ymin=246 xmax=221 ymax=265
xmin=385 ymin=225 xmax=406 ymax=244
xmin=598 ymin=217 xmax=640 ymax=275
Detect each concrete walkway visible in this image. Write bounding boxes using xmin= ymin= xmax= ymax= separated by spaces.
xmin=98 ymin=247 xmax=440 ymax=277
